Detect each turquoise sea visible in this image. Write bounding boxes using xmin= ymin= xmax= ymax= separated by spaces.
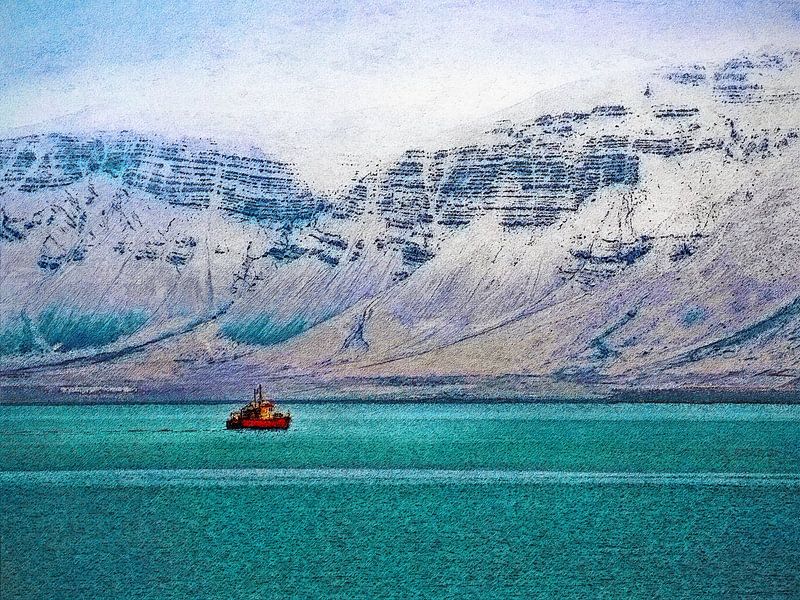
xmin=1 ymin=402 xmax=799 ymax=599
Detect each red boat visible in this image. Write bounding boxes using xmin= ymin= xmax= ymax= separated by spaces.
xmin=226 ymin=385 xmax=292 ymax=430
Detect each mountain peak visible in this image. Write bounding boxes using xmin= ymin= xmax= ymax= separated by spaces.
xmin=2 ymin=50 xmax=800 ymax=396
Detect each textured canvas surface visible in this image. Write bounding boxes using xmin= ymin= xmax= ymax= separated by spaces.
xmin=1 ymin=2 xmax=799 ymax=598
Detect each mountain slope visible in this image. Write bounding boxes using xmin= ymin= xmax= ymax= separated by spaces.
xmin=2 ymin=50 xmax=800 ymax=397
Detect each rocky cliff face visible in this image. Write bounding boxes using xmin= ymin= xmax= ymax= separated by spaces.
xmin=0 ymin=133 xmax=321 ymax=217
xmin=2 ymin=50 xmax=800 ymax=397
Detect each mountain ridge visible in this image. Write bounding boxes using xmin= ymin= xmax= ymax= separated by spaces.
xmin=2 ymin=49 xmax=800 ymax=398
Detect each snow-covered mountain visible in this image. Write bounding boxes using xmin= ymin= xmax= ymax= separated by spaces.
xmin=2 ymin=50 xmax=800 ymax=398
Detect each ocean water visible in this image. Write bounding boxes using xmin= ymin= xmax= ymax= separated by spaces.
xmin=1 ymin=402 xmax=799 ymax=599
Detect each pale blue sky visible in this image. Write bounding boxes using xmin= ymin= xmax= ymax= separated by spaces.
xmin=2 ymin=0 xmax=798 ymax=185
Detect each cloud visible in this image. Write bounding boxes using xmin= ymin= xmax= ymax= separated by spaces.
xmin=1 ymin=0 xmax=798 ymax=187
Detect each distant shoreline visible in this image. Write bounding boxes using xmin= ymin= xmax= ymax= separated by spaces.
xmin=2 ymin=386 xmax=800 ymax=406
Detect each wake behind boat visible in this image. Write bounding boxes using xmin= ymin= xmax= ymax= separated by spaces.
xmin=226 ymin=385 xmax=291 ymax=430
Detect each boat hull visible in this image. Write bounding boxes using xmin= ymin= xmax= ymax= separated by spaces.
xmin=227 ymin=416 xmax=291 ymax=430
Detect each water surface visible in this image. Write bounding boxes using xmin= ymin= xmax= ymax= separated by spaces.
xmin=2 ymin=403 xmax=799 ymax=598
